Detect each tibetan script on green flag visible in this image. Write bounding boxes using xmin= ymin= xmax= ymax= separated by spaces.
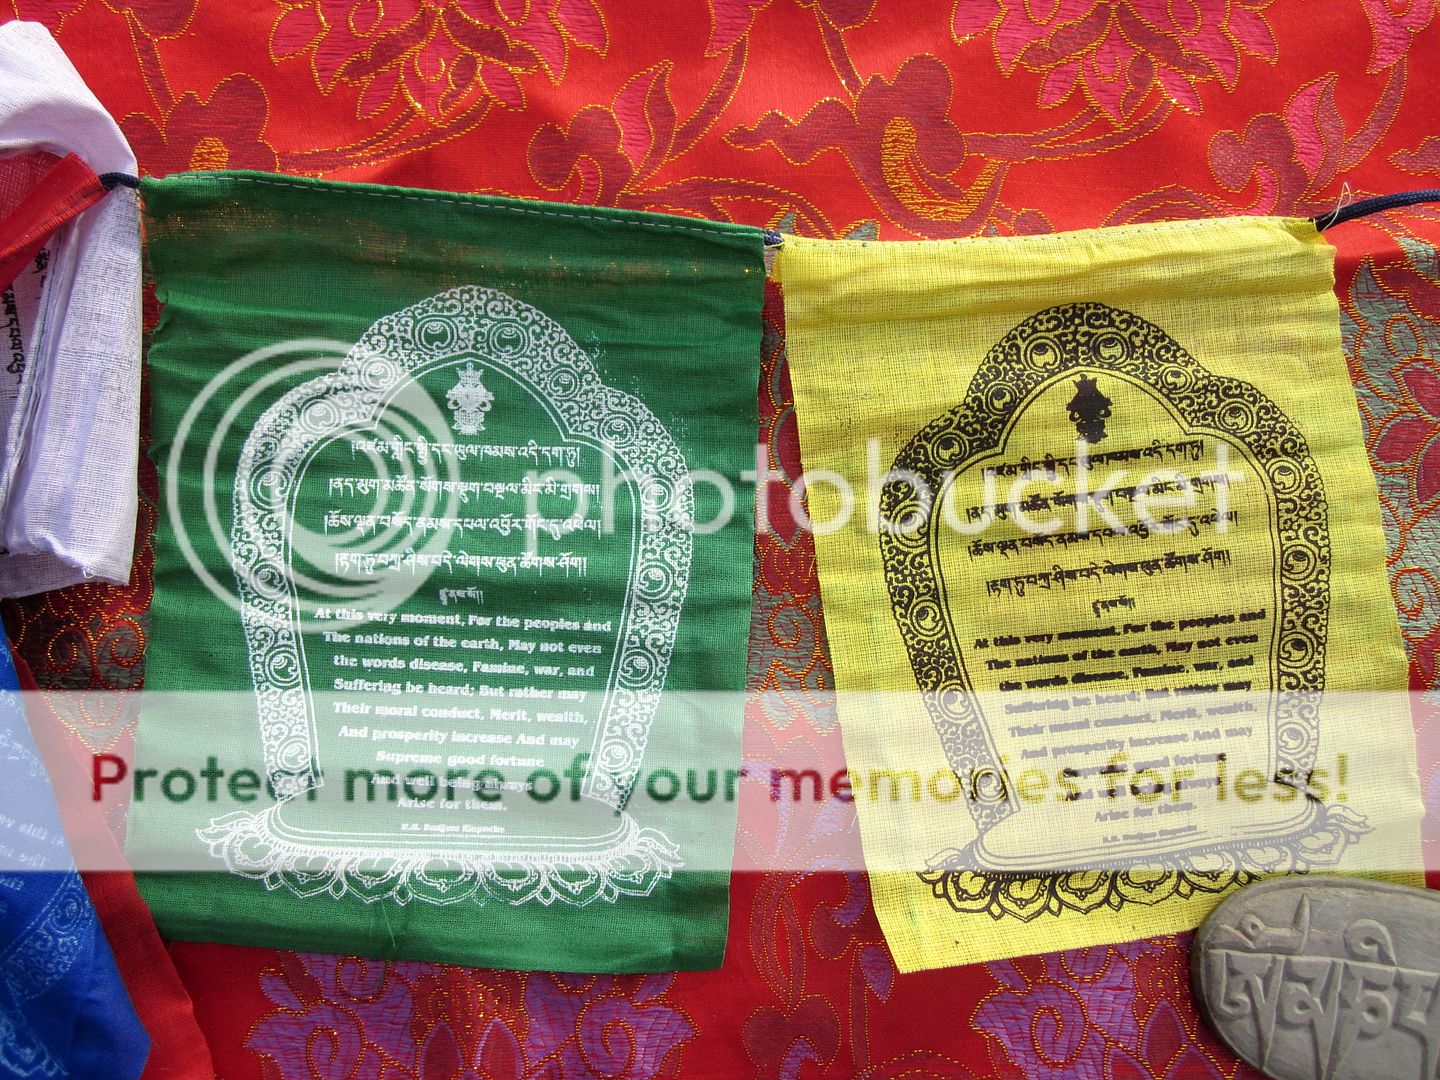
xmin=127 ymin=172 xmax=763 ymax=972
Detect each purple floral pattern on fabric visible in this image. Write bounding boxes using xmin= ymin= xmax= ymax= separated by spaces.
xmin=976 ymin=936 xmax=1263 ymax=1079
xmin=247 ymin=953 xmax=696 ymax=1080
xmin=525 ymin=973 xmax=696 ymax=1078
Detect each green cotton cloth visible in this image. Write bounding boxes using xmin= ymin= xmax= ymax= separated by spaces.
xmin=128 ymin=171 xmax=763 ymax=972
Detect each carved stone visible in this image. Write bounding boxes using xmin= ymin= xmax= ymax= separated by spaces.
xmin=1193 ymin=876 xmax=1440 ymax=1080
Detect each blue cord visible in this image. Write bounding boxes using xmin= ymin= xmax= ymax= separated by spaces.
xmin=1313 ymin=189 xmax=1440 ymax=230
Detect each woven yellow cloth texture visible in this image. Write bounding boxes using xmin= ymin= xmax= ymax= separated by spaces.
xmin=776 ymin=216 xmax=1423 ymax=972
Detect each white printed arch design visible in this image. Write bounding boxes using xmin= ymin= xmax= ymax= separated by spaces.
xmin=234 ymin=286 xmax=692 ymax=805
xmin=203 ymin=287 xmax=691 ymax=906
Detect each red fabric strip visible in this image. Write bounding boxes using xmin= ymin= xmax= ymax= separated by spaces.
xmin=0 ymin=150 xmax=109 ymax=291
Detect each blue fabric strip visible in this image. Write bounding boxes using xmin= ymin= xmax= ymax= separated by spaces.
xmin=0 ymin=643 xmax=149 ymax=1079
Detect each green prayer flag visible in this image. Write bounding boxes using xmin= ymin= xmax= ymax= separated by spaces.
xmin=126 ymin=171 xmax=764 ymax=972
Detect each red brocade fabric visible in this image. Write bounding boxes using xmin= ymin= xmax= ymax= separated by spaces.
xmin=3 ymin=3 xmax=1439 ymax=1077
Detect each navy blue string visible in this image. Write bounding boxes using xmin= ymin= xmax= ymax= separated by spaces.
xmin=1313 ymin=189 xmax=1440 ymax=230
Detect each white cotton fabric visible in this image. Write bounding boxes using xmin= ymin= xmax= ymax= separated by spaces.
xmin=0 ymin=21 xmax=139 ymax=596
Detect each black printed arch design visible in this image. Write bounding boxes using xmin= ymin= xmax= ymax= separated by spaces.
xmin=877 ymin=303 xmax=1350 ymax=919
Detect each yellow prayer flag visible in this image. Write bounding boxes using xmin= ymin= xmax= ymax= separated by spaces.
xmin=776 ymin=216 xmax=1424 ymax=972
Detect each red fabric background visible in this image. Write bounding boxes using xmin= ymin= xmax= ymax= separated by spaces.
xmin=3 ymin=2 xmax=1439 ymax=1076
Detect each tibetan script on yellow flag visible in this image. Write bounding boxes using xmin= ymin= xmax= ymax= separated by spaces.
xmin=777 ymin=216 xmax=1424 ymax=972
